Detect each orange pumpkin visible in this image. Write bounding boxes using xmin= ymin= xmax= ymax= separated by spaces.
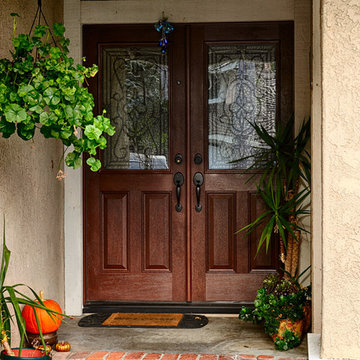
xmin=38 ymin=345 xmax=52 ymax=353
xmin=22 ymin=291 xmax=63 ymax=334
xmin=55 ymin=342 xmax=71 ymax=352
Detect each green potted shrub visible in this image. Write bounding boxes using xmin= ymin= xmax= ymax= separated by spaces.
xmin=234 ymin=117 xmax=311 ymax=349
xmin=0 ymin=14 xmax=115 ymax=174
xmin=239 ymin=269 xmax=311 ymax=351
xmin=0 ymin=219 xmax=65 ymax=359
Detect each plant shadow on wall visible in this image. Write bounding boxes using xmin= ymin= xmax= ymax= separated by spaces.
xmin=234 ymin=117 xmax=311 ymax=351
xmin=0 ymin=219 xmax=67 ymax=359
xmin=0 ymin=13 xmax=115 ymax=176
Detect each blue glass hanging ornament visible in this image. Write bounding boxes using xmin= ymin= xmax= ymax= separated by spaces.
xmin=154 ymin=14 xmax=174 ymax=54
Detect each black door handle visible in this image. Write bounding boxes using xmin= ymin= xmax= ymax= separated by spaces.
xmin=193 ymin=172 xmax=204 ymax=212
xmin=174 ymin=172 xmax=184 ymax=212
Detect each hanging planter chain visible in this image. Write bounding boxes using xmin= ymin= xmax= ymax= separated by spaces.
xmin=0 ymin=4 xmax=116 ymax=173
xmin=28 ymin=0 xmax=57 ymax=46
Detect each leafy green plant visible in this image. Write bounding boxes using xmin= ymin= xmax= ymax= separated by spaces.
xmin=234 ymin=117 xmax=311 ymax=277
xmin=239 ymin=268 xmax=311 ymax=351
xmin=274 ymin=330 xmax=301 ymax=351
xmin=0 ymin=14 xmax=115 ymax=172
xmin=0 ymin=218 xmax=65 ymax=356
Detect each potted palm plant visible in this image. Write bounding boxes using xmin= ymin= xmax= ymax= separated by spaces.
xmin=0 ymin=219 xmax=64 ymax=359
xmin=235 ymin=117 xmax=311 ymax=277
xmin=235 ymin=117 xmax=311 ymax=350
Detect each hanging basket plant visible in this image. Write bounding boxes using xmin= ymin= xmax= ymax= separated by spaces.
xmin=0 ymin=13 xmax=115 ymax=173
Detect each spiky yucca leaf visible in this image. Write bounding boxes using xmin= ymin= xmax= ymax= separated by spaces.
xmin=233 ymin=117 xmax=310 ymax=254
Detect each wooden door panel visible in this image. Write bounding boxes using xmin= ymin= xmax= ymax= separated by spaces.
xmin=87 ymin=187 xmax=185 ymax=301
xmin=249 ymin=192 xmax=279 ymax=270
xmin=143 ymin=192 xmax=172 ymax=272
xmin=88 ymin=273 xmax=173 ymax=301
xmin=206 ymin=192 xmax=236 ymax=272
xmin=102 ymin=192 xmax=129 ymax=270
xmin=205 ymin=273 xmax=270 ymax=301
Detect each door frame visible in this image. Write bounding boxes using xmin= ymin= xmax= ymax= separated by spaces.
xmin=64 ymin=0 xmax=312 ymax=318
xmin=82 ymin=22 xmax=291 ymax=312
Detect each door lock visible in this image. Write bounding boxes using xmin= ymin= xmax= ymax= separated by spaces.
xmin=194 ymin=153 xmax=203 ymax=165
xmin=175 ymin=153 xmax=183 ymax=165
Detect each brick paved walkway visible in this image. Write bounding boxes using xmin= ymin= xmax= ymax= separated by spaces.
xmin=52 ymin=351 xmax=307 ymax=360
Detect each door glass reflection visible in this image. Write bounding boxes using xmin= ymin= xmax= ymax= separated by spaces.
xmin=102 ymin=47 xmax=169 ymax=170
xmin=208 ymin=44 xmax=277 ymax=170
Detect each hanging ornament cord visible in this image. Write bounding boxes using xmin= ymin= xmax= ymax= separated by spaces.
xmin=154 ymin=13 xmax=174 ymax=54
xmin=28 ymin=0 xmax=57 ymax=46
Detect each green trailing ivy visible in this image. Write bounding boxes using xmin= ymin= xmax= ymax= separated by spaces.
xmin=0 ymin=14 xmax=115 ymax=172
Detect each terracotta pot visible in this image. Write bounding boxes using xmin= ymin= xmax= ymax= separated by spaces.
xmin=303 ymin=301 xmax=312 ymax=334
xmin=272 ymin=303 xmax=312 ymax=342
xmin=272 ymin=318 xmax=304 ymax=342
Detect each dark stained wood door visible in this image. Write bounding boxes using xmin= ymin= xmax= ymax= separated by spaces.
xmin=83 ymin=25 xmax=188 ymax=302
xmin=83 ymin=22 xmax=293 ymax=304
xmin=188 ymin=23 xmax=293 ymax=301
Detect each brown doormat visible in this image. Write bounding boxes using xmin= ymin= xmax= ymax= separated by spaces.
xmin=78 ymin=313 xmax=208 ymax=328
xmin=103 ymin=313 xmax=183 ymax=327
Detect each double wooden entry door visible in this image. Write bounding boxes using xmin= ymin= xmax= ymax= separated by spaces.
xmin=83 ymin=22 xmax=293 ymax=305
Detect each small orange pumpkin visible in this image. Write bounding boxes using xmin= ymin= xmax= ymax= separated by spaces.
xmin=38 ymin=344 xmax=52 ymax=353
xmin=55 ymin=341 xmax=71 ymax=352
xmin=22 ymin=291 xmax=63 ymax=334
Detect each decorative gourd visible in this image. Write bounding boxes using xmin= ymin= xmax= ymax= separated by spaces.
xmin=21 ymin=291 xmax=63 ymax=334
xmin=55 ymin=342 xmax=71 ymax=352
xmin=38 ymin=344 xmax=52 ymax=353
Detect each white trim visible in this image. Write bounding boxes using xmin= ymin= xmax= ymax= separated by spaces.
xmin=311 ymin=0 xmax=323 ymax=334
xmin=307 ymin=334 xmax=347 ymax=360
xmin=64 ymin=0 xmax=83 ymax=316
xmin=308 ymin=333 xmax=321 ymax=360
xmin=81 ymin=0 xmax=294 ymax=24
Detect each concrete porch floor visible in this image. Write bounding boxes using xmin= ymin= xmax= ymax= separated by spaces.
xmin=56 ymin=315 xmax=307 ymax=359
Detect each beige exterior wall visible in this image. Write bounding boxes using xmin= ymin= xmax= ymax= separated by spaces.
xmin=321 ymin=0 xmax=360 ymax=358
xmin=0 ymin=0 xmax=65 ymax=341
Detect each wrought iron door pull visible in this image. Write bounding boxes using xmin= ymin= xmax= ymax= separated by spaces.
xmin=174 ymin=172 xmax=184 ymax=212
xmin=193 ymin=172 xmax=204 ymax=212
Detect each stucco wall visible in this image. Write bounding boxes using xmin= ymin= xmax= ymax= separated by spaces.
xmin=0 ymin=0 xmax=65 ymax=341
xmin=321 ymin=0 xmax=360 ymax=358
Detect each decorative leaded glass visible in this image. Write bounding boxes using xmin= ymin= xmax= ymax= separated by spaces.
xmin=102 ymin=47 xmax=169 ymax=169
xmin=208 ymin=44 xmax=277 ymax=169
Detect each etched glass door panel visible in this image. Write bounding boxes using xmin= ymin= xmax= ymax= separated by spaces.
xmin=102 ymin=47 xmax=169 ymax=170
xmin=208 ymin=44 xmax=277 ymax=170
